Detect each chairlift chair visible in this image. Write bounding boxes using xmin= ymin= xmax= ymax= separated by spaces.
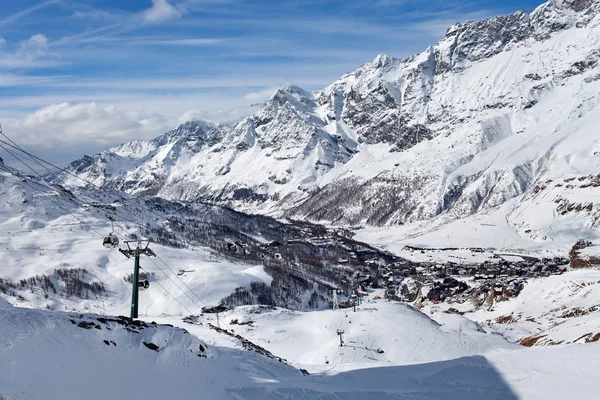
xmin=102 ymin=218 xmax=119 ymax=249
xmin=103 ymin=233 xmax=119 ymax=249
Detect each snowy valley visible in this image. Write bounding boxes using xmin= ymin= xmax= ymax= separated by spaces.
xmin=2 ymin=0 xmax=600 ymax=399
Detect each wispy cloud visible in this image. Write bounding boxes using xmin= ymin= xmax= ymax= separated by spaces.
xmin=53 ymin=19 xmax=139 ymax=45
xmin=0 ymin=0 xmax=60 ymax=27
xmin=0 ymin=33 xmax=64 ymax=70
xmin=148 ymin=38 xmax=227 ymax=45
xmin=0 ymin=73 xmax=70 ymax=87
xmin=71 ymin=9 xmax=120 ymax=20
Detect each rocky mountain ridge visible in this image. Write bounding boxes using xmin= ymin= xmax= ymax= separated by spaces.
xmin=62 ymin=0 xmax=600 ymax=244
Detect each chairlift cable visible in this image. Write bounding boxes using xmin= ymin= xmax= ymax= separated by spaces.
xmin=0 ymin=162 xmax=105 ymax=238
xmin=0 ymin=141 xmax=120 ymax=232
xmin=0 ymin=134 xmax=145 ymax=233
xmin=1 ymin=143 xmax=309 ymax=382
xmin=0 ymin=134 xmax=198 ymax=248
xmin=1 ymin=138 xmax=203 ymax=314
xmin=155 ymin=254 xmax=209 ymax=307
xmin=0 ymin=135 xmax=188 ymax=229
xmin=0 ymin=142 xmax=134 ymax=258
xmin=0 ymin=142 xmax=131 ymax=242
xmin=2 ymin=138 xmax=216 ymax=324
xmin=145 ymin=256 xmax=206 ymax=313
xmin=138 ymin=265 xmax=196 ymax=317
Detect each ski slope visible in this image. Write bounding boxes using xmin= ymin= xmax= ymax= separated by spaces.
xmin=199 ymin=297 xmax=515 ymax=373
xmin=2 ymin=303 xmax=600 ymax=400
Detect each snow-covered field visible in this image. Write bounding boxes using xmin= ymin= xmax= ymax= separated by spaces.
xmin=187 ymin=295 xmax=516 ymax=372
xmin=355 ymin=197 xmax=589 ymax=258
xmin=2 ymin=298 xmax=600 ymax=400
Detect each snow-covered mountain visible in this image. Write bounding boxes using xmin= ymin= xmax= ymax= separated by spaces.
xmin=64 ymin=0 xmax=600 ymax=244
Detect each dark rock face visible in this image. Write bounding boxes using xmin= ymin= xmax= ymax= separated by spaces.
xmin=436 ymin=10 xmax=531 ymax=73
xmin=142 ymin=342 xmax=160 ymax=351
xmin=68 ymin=155 xmax=94 ymax=174
xmin=435 ymin=0 xmax=600 ymax=73
xmin=290 ymin=174 xmax=432 ymax=226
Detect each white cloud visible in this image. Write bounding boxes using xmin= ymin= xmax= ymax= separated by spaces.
xmin=142 ymin=0 xmax=182 ymax=23
xmin=0 ymin=37 xmax=6 ymax=47
xmin=177 ymin=106 xmax=256 ymax=125
xmin=177 ymin=109 xmax=204 ymax=124
xmin=0 ymin=100 xmax=257 ymax=166
xmin=0 ymin=34 xmax=57 ymax=71
xmin=244 ymin=86 xmax=281 ymax=102
xmin=21 ymin=34 xmax=49 ymax=49
xmin=4 ymin=102 xmax=175 ymax=148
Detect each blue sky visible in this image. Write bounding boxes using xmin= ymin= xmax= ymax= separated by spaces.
xmin=0 ymin=0 xmax=544 ymax=165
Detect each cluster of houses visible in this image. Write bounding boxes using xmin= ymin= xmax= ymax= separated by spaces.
xmin=225 ymin=240 xmax=282 ymax=261
xmin=222 ymin=235 xmax=577 ymax=311
xmin=341 ymin=251 xmax=571 ymax=308
xmin=418 ymin=256 xmax=569 ymax=280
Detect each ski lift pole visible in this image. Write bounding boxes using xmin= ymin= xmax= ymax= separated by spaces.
xmin=117 ymin=240 xmax=157 ymax=319
xmin=131 ymin=247 xmax=141 ymax=319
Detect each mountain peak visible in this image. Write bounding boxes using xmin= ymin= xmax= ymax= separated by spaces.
xmin=268 ymin=85 xmax=316 ymax=110
xmin=371 ymin=54 xmax=400 ymax=69
xmin=271 ymin=85 xmax=312 ymax=100
xmin=170 ymin=119 xmax=217 ymax=136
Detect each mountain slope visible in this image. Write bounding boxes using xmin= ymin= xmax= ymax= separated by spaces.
xmin=2 ymin=304 xmax=600 ymax=400
xmin=63 ymin=0 xmax=600 ymax=245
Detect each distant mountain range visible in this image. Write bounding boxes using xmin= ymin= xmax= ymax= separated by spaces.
xmin=62 ymin=0 xmax=600 ymax=243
